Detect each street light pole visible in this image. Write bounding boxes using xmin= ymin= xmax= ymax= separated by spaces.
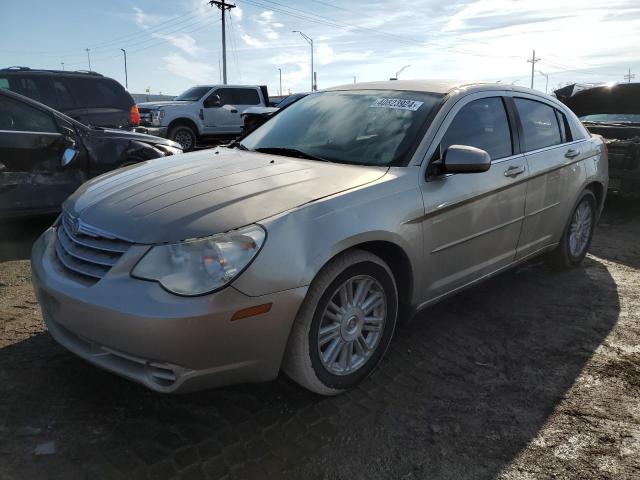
xmin=293 ymin=30 xmax=314 ymax=91
xmin=121 ymin=49 xmax=128 ymax=89
xmin=60 ymin=62 xmax=65 ymax=71
xmin=85 ymin=48 xmax=91 ymax=71
xmin=278 ymin=68 xmax=282 ymax=96
xmin=536 ymin=70 xmax=549 ymax=93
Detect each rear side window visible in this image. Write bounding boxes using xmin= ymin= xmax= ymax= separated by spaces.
xmin=0 ymin=95 xmax=57 ymax=132
xmin=62 ymin=77 xmax=130 ymax=109
xmin=53 ymin=79 xmax=76 ymax=110
xmin=441 ymin=97 xmax=513 ymax=160
xmin=515 ymin=98 xmax=562 ymax=151
xmin=233 ymin=88 xmax=260 ymax=105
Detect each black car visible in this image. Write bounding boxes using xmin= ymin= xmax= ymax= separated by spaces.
xmin=0 ymin=89 xmax=182 ymax=218
xmin=0 ymin=67 xmax=140 ymax=129
xmin=561 ymin=83 xmax=640 ymax=195
xmin=241 ymin=92 xmax=308 ymax=135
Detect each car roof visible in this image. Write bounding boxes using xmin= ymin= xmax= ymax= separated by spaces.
xmin=0 ymin=67 xmax=104 ymax=77
xmin=326 ymin=79 xmax=547 ymax=97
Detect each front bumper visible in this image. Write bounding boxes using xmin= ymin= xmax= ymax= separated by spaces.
xmin=136 ymin=126 xmax=168 ymax=138
xmin=31 ymin=228 xmax=307 ymax=393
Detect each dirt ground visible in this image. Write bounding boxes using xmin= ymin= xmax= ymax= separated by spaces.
xmin=0 ymin=196 xmax=638 ymax=480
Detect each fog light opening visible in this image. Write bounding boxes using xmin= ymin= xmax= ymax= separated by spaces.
xmin=145 ymin=362 xmax=177 ymax=387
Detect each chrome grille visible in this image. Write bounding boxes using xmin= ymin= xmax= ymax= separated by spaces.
xmin=54 ymin=212 xmax=132 ymax=284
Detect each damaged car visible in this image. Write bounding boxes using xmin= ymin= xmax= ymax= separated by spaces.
xmin=0 ymin=89 xmax=182 ymax=218
xmin=562 ymin=82 xmax=640 ymax=194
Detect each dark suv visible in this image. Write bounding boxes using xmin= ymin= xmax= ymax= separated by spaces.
xmin=0 ymin=67 xmax=139 ymax=129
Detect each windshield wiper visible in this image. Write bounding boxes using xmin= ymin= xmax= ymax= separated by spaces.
xmin=253 ymin=147 xmax=329 ymax=162
xmin=228 ymin=141 xmax=248 ymax=150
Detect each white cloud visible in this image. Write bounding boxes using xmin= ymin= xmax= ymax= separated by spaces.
xmin=153 ymin=33 xmax=202 ymax=57
xmin=231 ymin=5 xmax=243 ymax=21
xmin=163 ymin=53 xmax=216 ymax=83
xmin=256 ymin=10 xmax=283 ymax=40
xmin=241 ymin=34 xmax=266 ymax=49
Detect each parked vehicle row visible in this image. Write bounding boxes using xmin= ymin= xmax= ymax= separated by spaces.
xmin=0 ymin=67 xmax=140 ymax=129
xmin=560 ymin=82 xmax=640 ymax=195
xmin=137 ymin=84 xmax=269 ymax=151
xmin=30 ymin=80 xmax=608 ymax=396
xmin=0 ymin=89 xmax=181 ymax=218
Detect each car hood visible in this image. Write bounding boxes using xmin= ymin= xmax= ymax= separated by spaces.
xmin=63 ymin=148 xmax=388 ymax=244
xmin=563 ymin=83 xmax=640 ymax=117
xmin=86 ymin=127 xmax=182 ymax=149
xmin=137 ymin=101 xmax=191 ymax=109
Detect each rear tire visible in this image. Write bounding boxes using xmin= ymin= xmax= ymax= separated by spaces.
xmin=283 ymin=250 xmax=398 ymax=395
xmin=551 ymin=190 xmax=597 ymax=268
xmin=169 ymin=125 xmax=197 ymax=152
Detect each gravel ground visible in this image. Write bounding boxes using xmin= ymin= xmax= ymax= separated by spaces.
xmin=0 ymin=196 xmax=638 ymax=480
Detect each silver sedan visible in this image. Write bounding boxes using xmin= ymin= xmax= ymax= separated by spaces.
xmin=31 ymin=80 xmax=608 ymax=395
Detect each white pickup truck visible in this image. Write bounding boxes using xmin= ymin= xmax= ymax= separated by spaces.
xmin=137 ymin=85 xmax=269 ymax=151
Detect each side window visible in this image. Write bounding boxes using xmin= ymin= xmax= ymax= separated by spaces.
xmin=0 ymin=77 xmax=10 ymax=90
xmin=555 ymin=109 xmax=573 ymax=143
xmin=441 ymin=97 xmax=512 ymax=160
xmin=233 ymin=88 xmax=260 ymax=105
xmin=63 ymin=78 xmax=127 ymax=109
xmin=514 ymin=98 xmax=562 ymax=151
xmin=211 ymin=88 xmax=234 ymax=106
xmin=0 ymin=95 xmax=58 ymax=133
xmin=53 ymin=79 xmax=76 ymax=110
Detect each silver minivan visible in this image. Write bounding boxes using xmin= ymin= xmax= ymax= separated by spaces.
xmin=31 ymin=80 xmax=608 ymax=395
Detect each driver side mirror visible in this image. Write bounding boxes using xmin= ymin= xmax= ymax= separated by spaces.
xmin=61 ymin=147 xmax=79 ymax=167
xmin=442 ymin=145 xmax=491 ymax=174
xmin=204 ymin=94 xmax=221 ymax=108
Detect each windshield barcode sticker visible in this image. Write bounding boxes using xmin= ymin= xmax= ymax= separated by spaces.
xmin=370 ymin=98 xmax=424 ymax=111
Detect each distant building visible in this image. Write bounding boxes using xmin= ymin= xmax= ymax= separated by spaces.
xmin=131 ymin=93 xmax=175 ymax=103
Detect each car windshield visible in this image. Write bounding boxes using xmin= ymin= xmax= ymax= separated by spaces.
xmin=277 ymin=93 xmax=306 ymax=109
xmin=241 ymin=90 xmax=443 ymax=166
xmin=175 ymin=86 xmax=211 ymax=101
xmin=580 ymin=113 xmax=640 ymax=123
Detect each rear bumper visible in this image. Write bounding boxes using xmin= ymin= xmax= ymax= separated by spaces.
xmin=31 ymin=228 xmax=307 ymax=393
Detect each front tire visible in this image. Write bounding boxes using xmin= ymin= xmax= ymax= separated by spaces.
xmin=552 ymin=190 xmax=597 ymax=267
xmin=283 ymin=250 xmax=398 ymax=395
xmin=169 ymin=125 xmax=197 ymax=152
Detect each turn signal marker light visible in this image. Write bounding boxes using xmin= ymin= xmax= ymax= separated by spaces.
xmin=231 ymin=303 xmax=272 ymax=321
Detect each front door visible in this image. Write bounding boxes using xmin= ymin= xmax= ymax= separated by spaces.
xmin=420 ymin=95 xmax=528 ymax=302
xmin=202 ymin=88 xmax=240 ymax=135
xmin=0 ymin=94 xmax=82 ymax=217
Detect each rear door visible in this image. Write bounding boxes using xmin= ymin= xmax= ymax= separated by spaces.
xmin=420 ymin=94 xmax=528 ymax=301
xmin=511 ymin=95 xmax=588 ymax=259
xmin=0 ymin=94 xmax=84 ymax=216
xmin=232 ymin=88 xmax=262 ymax=126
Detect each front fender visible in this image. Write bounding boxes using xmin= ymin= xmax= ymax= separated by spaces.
xmin=232 ymin=170 xmax=424 ymax=302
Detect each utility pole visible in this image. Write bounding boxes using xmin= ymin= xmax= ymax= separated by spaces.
xmin=293 ymin=30 xmax=314 ymax=91
xmin=85 ymin=48 xmax=91 ymax=71
xmin=353 ymin=76 xmax=356 ymax=84
xmin=527 ymin=50 xmax=541 ymax=89
xmin=278 ymin=68 xmax=282 ymax=96
xmin=624 ymin=68 xmax=635 ymax=83
xmin=209 ymin=0 xmax=236 ymax=85
xmin=121 ymin=49 xmax=128 ymax=89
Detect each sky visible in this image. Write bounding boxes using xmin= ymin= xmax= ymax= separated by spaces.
xmin=1 ymin=0 xmax=639 ymax=96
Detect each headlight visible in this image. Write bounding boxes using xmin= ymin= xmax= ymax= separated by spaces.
xmin=132 ymin=225 xmax=266 ymax=296
xmin=151 ymin=109 xmax=165 ymax=126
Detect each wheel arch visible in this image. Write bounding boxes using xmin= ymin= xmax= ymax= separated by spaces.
xmin=167 ymin=117 xmax=200 ymax=137
xmin=323 ymin=239 xmax=415 ymax=320
xmin=585 ymin=180 xmax=605 ymax=214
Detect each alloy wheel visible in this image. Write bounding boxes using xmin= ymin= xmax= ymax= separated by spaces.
xmin=569 ymin=199 xmax=593 ymax=257
xmin=317 ymin=275 xmax=387 ymax=376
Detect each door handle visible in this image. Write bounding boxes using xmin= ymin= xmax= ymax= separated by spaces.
xmin=565 ymin=149 xmax=581 ymax=158
xmin=504 ymin=165 xmax=525 ymax=178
